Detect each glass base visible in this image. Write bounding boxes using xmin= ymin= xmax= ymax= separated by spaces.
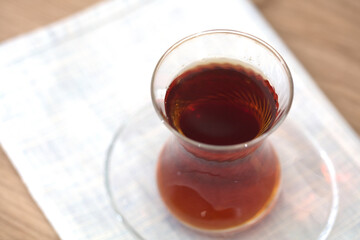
xmin=105 ymin=104 xmax=338 ymax=240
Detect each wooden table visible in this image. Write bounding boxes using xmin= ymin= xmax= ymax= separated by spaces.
xmin=0 ymin=0 xmax=359 ymax=239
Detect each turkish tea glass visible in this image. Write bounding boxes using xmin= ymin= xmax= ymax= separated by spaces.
xmin=151 ymin=30 xmax=293 ymax=234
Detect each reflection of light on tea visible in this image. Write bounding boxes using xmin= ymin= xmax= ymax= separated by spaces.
xmin=200 ymin=210 xmax=207 ymax=217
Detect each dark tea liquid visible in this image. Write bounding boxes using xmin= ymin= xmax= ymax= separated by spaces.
xmin=157 ymin=61 xmax=281 ymax=231
xmin=165 ymin=61 xmax=278 ymax=144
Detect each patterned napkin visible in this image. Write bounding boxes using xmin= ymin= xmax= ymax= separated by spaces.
xmin=0 ymin=0 xmax=359 ymax=239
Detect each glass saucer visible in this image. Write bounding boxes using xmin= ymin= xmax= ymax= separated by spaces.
xmin=105 ymin=104 xmax=339 ymax=240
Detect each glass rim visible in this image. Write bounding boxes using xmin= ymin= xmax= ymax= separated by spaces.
xmin=151 ymin=29 xmax=294 ymax=151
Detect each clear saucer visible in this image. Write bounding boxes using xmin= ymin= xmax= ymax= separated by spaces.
xmin=105 ymin=104 xmax=339 ymax=240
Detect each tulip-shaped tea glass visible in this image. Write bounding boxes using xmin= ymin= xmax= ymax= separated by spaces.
xmin=106 ymin=30 xmax=338 ymax=240
xmin=151 ymin=30 xmax=293 ymax=233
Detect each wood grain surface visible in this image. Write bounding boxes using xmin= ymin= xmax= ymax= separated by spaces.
xmin=0 ymin=0 xmax=359 ymax=239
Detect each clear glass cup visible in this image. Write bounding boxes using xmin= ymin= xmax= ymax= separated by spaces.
xmin=151 ymin=29 xmax=293 ymax=234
